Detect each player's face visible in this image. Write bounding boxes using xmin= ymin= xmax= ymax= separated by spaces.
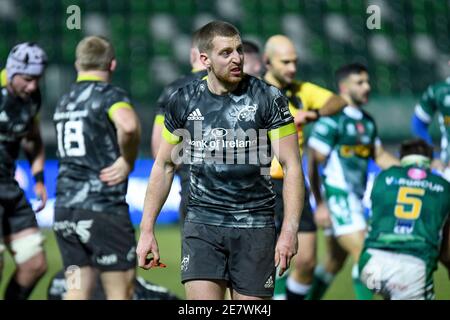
xmin=10 ymin=74 xmax=40 ymax=100
xmin=243 ymin=52 xmax=263 ymax=78
xmin=345 ymin=72 xmax=371 ymax=106
xmin=209 ymin=35 xmax=244 ymax=84
xmin=268 ymin=48 xmax=297 ymax=86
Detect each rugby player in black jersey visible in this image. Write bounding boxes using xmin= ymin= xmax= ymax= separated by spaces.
xmin=137 ymin=21 xmax=305 ymax=300
xmin=0 ymin=43 xmax=48 ymax=300
xmin=53 ymin=36 xmax=141 ymax=299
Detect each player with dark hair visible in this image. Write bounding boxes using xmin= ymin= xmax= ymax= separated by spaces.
xmin=307 ymin=63 xmax=399 ymax=300
xmin=242 ymin=40 xmax=263 ymax=78
xmin=53 ymin=36 xmax=141 ymax=300
xmin=0 ymin=42 xmax=48 ymax=299
xmin=137 ymin=21 xmax=304 ymax=300
xmin=359 ymin=139 xmax=450 ymax=299
xmin=263 ymin=35 xmax=347 ymax=300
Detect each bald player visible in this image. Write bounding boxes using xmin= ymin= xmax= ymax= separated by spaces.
xmin=263 ymin=35 xmax=347 ymax=300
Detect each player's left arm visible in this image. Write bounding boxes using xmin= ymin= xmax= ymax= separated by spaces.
xmin=374 ymin=139 xmax=399 ymax=169
xmin=21 ymin=116 xmax=47 ymax=212
xmin=271 ymin=128 xmax=304 ymax=276
xmin=296 ymin=83 xmax=346 ymax=125
xmin=100 ymin=103 xmax=141 ymax=186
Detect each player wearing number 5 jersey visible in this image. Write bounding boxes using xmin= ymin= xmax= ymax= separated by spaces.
xmin=53 ymin=36 xmax=141 ymax=299
xmin=359 ymin=139 xmax=450 ymax=300
xmin=307 ymin=63 xmax=399 ymax=300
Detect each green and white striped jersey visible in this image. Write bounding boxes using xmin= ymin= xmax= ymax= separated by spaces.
xmin=308 ymin=106 xmax=379 ymax=198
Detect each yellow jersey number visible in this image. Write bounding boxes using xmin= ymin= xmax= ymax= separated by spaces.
xmin=394 ymin=187 xmax=425 ymax=220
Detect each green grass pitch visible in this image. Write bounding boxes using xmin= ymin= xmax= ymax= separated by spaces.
xmin=1 ymin=225 xmax=449 ymax=300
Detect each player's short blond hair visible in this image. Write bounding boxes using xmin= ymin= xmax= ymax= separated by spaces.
xmin=76 ymin=36 xmax=115 ymax=71
xmin=197 ymin=21 xmax=240 ymax=53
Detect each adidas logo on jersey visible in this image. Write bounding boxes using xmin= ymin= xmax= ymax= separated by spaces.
xmin=187 ymin=108 xmax=204 ymax=120
xmin=264 ymin=275 xmax=274 ymax=289
xmin=0 ymin=111 xmax=9 ymax=122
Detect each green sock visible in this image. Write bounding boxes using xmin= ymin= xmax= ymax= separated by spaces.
xmin=352 ymin=264 xmax=373 ymax=300
xmin=273 ymin=267 xmax=288 ymax=300
xmin=305 ymin=265 xmax=334 ymax=300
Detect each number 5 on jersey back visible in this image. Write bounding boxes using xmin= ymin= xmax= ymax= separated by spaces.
xmin=394 ymin=187 xmax=425 ymax=220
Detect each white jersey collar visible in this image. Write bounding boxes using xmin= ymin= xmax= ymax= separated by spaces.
xmin=343 ymin=105 xmax=363 ymax=120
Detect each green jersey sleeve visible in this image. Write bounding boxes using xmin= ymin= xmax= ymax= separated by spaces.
xmin=415 ymin=84 xmax=437 ymax=123
xmin=308 ymin=116 xmax=339 ymax=156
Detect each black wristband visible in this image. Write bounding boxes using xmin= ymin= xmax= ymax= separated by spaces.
xmin=33 ymin=171 xmax=44 ymax=184
xmin=312 ymin=109 xmax=321 ymax=121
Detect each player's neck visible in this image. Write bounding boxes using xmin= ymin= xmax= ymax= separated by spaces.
xmin=77 ymin=70 xmax=110 ymax=83
xmin=207 ymin=72 xmax=239 ymax=95
xmin=342 ymin=95 xmax=363 ymax=109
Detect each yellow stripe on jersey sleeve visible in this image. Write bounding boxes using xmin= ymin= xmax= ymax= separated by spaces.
xmin=108 ymin=102 xmax=133 ymax=120
xmin=268 ymin=123 xmax=297 ymax=141
xmin=299 ymin=82 xmax=334 ymax=111
xmin=162 ymin=125 xmax=181 ymax=145
xmin=154 ymin=114 xmax=165 ymax=125
xmin=0 ymin=69 xmax=7 ymax=87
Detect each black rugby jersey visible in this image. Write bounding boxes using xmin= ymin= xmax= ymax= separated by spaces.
xmin=163 ymin=75 xmax=296 ymax=228
xmin=154 ymin=69 xmax=208 ymax=185
xmin=53 ymin=75 xmax=132 ymax=213
xmin=0 ymin=69 xmax=41 ymax=180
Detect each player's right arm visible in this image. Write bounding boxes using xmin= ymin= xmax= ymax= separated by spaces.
xmin=137 ymin=135 xmax=179 ymax=270
xmin=138 ymin=88 xmax=186 ymax=270
xmin=151 ymin=87 xmax=171 ymax=158
xmin=307 ymin=117 xmax=338 ymax=227
xmin=151 ymin=114 xmax=164 ymax=158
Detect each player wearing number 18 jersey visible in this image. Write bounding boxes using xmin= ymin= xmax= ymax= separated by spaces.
xmin=53 ymin=36 xmax=141 ymax=300
xmin=359 ymin=139 xmax=450 ymax=299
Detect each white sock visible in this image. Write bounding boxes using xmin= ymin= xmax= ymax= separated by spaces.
xmin=286 ymin=276 xmax=311 ymax=295
xmin=315 ymin=264 xmax=335 ymax=284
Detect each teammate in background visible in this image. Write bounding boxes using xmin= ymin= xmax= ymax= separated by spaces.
xmin=411 ymin=72 xmax=450 ymax=181
xmin=307 ymin=63 xmax=399 ymax=300
xmin=137 ymin=21 xmax=304 ymax=300
xmin=359 ymin=139 xmax=450 ymax=299
xmin=0 ymin=43 xmax=48 ymax=299
xmin=53 ymin=36 xmax=141 ymax=300
xmin=150 ymin=28 xmax=207 ymax=223
xmin=242 ymin=40 xmax=263 ymax=78
xmin=263 ymin=35 xmax=347 ymax=300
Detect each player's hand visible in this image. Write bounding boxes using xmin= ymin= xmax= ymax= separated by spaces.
xmin=314 ymin=202 xmax=332 ymax=228
xmin=294 ymin=110 xmax=319 ymax=127
xmin=136 ymin=230 xmax=160 ymax=270
xmin=99 ymin=156 xmax=132 ymax=186
xmin=34 ymin=182 xmax=47 ymax=212
xmin=274 ymin=229 xmax=298 ymax=277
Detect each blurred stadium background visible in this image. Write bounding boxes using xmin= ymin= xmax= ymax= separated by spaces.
xmin=0 ymin=0 xmax=449 ymax=299
xmin=1 ymin=0 xmax=449 ymax=154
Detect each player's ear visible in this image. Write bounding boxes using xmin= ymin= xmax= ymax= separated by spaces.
xmin=109 ymin=59 xmax=117 ymax=72
xmin=199 ymin=52 xmax=211 ymax=69
xmin=263 ymin=54 xmax=271 ymax=67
